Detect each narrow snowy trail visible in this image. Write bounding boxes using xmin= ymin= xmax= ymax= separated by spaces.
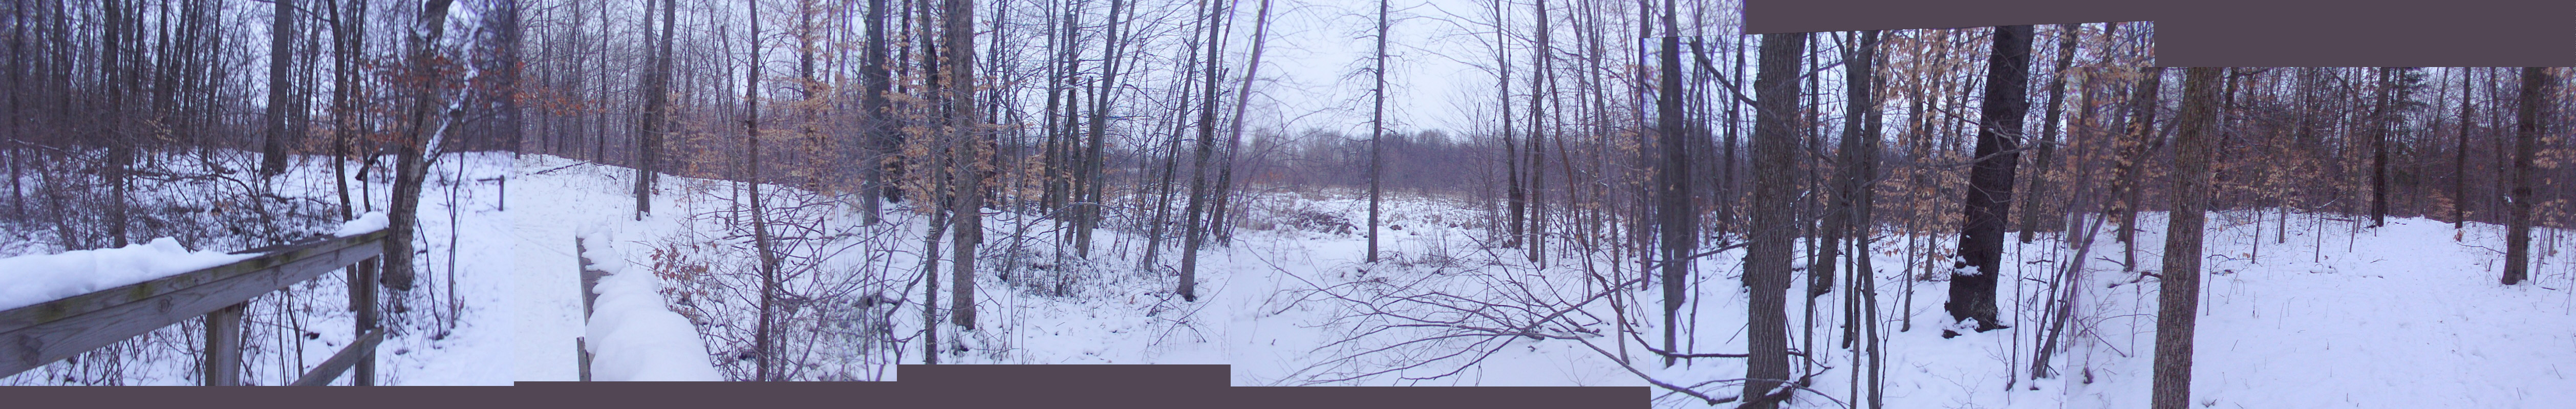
xmin=507 ymin=156 xmax=615 ymax=381
xmin=2062 ymin=217 xmax=2576 ymax=408
xmin=381 ymin=153 xmax=520 ymax=385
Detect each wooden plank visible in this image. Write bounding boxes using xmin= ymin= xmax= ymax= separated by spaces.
xmin=0 ymin=230 xmax=389 ymax=334
xmin=578 ymin=237 xmax=601 ymax=318
xmin=0 ymin=232 xmax=387 ymax=377
xmin=288 ymin=330 xmax=384 ymax=386
xmin=354 ymin=257 xmax=378 ymax=386
xmin=577 ymin=236 xmax=599 ymax=381
xmin=203 ymin=303 xmax=245 ymax=386
xmin=577 ymin=337 xmax=591 ymax=382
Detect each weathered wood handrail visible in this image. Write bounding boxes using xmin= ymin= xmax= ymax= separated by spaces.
xmin=289 ymin=330 xmax=385 ymax=386
xmin=576 ymin=235 xmax=603 ymax=381
xmin=0 ymin=229 xmax=391 ymax=385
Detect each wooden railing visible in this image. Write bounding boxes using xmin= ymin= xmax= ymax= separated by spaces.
xmin=575 ymin=235 xmax=602 ymax=381
xmin=0 ymin=230 xmax=392 ymax=385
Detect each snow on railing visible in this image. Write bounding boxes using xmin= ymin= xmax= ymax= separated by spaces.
xmin=0 ymin=238 xmax=260 ymax=312
xmin=0 ymin=228 xmax=392 ymax=385
xmin=577 ymin=224 xmax=722 ymax=381
xmin=335 ymin=211 xmax=389 ymax=237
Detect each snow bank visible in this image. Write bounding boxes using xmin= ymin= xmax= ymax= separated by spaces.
xmin=335 ymin=211 xmax=389 ymax=237
xmin=0 ymin=238 xmax=261 ymax=311
xmin=579 ymin=225 xmax=723 ymax=381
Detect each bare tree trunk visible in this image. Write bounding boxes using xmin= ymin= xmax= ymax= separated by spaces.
xmin=744 ymin=0 xmax=778 ymax=379
xmin=860 ymin=0 xmax=892 ymax=225
xmin=1364 ymin=0 xmax=1387 ymax=264
xmin=1178 ymin=0 xmax=1234 ymax=301
xmin=1945 ymin=25 xmax=2032 ymax=335
xmin=261 ymin=0 xmax=295 ymax=178
xmin=634 ymin=0 xmax=676 ymax=220
xmin=1076 ymin=0 xmax=1128 ymax=259
xmin=2018 ymin=24 xmax=2077 ymax=243
xmin=1208 ymin=0 xmax=1276 ymax=245
xmin=387 ymin=0 xmax=458 ymax=293
xmin=2151 ymin=67 xmax=2223 ymax=409
xmin=1498 ymin=0 xmax=1521 ymax=247
xmin=326 ymin=0 xmax=356 ymax=221
xmin=945 ymin=0 xmax=982 ymax=329
xmin=2370 ymin=68 xmax=2393 ymax=227
xmin=2112 ymin=67 xmax=2163 ymax=269
xmin=2502 ymin=67 xmax=2553 ymax=285
xmin=1743 ymin=32 xmax=1802 ymax=409
xmin=1649 ymin=0 xmax=1692 ymax=367
xmin=2454 ymin=68 xmax=2472 ymax=229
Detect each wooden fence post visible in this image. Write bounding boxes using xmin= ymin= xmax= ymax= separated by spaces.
xmin=355 ymin=257 xmax=378 ymax=386
xmin=202 ymin=303 xmax=245 ymax=386
xmin=576 ymin=236 xmax=600 ymax=381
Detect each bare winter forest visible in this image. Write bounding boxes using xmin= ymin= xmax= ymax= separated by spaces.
xmin=1 ymin=0 xmax=2572 ymax=407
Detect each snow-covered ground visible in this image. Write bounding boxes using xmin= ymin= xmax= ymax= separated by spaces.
xmin=0 ymin=150 xmax=514 ymax=385
xmin=510 ymin=153 xmax=2575 ymax=407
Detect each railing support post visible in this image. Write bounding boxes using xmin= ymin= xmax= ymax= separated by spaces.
xmin=202 ymin=303 xmax=244 ymax=386
xmin=576 ymin=236 xmax=601 ymax=381
xmin=354 ymin=257 xmax=379 ymax=386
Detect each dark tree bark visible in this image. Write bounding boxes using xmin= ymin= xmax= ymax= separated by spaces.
xmin=2151 ymin=67 xmax=2223 ymax=409
xmin=1365 ymin=0 xmax=1387 ymax=264
xmin=1178 ymin=0 xmax=1234 ymax=301
xmin=744 ymin=0 xmax=779 ymax=378
xmin=946 ymin=0 xmax=982 ymax=329
xmin=634 ymin=0 xmax=676 ymax=220
xmin=1814 ymin=30 xmax=1880 ymax=298
xmin=1743 ymin=32 xmax=1803 ymax=409
xmin=860 ymin=0 xmax=892 ymax=225
xmin=1650 ymin=0 xmax=1692 ymax=367
xmin=2370 ymin=68 xmax=2394 ymax=227
xmin=1207 ymin=0 xmax=1277 ymax=245
xmin=386 ymin=0 xmax=459 ymax=293
xmin=2454 ymin=68 xmax=2472 ymax=229
xmin=2502 ymin=67 xmax=2553 ymax=285
xmin=2018 ymin=24 xmax=2078 ymax=243
xmin=261 ymin=0 xmax=295 ymax=178
xmin=1075 ymin=0 xmax=1129 ymax=259
xmin=1524 ymin=0 xmax=1549 ymax=263
xmin=1499 ymin=0 xmax=1522 ymax=248
xmin=2112 ymin=67 xmax=2163 ymax=268
xmin=1945 ymin=25 xmax=2033 ymax=335
xmin=325 ymin=0 xmax=357 ymax=221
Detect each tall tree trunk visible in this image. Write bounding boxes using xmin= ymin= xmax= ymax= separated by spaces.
xmin=2502 ymin=67 xmax=2552 ymax=285
xmin=2017 ymin=24 xmax=2077 ymax=243
xmin=261 ymin=0 xmax=295 ymax=178
xmin=860 ymin=0 xmax=891 ymax=224
xmin=1365 ymin=0 xmax=1387 ymax=264
xmin=2454 ymin=68 xmax=2472 ymax=229
xmin=1178 ymin=0 xmax=1234 ymax=301
xmin=2370 ymin=68 xmax=2394 ymax=227
xmin=1524 ymin=0 xmax=1550 ymax=264
xmin=1499 ymin=0 xmax=1521 ymax=248
xmin=634 ymin=0 xmax=676 ymax=220
xmin=1650 ymin=0 xmax=1692 ymax=367
xmin=2113 ymin=67 xmax=2164 ymax=269
xmin=326 ymin=0 xmax=355 ymax=221
xmin=1815 ymin=30 xmax=1880 ymax=299
xmin=1742 ymin=32 xmax=1802 ymax=409
xmin=946 ymin=0 xmax=982 ymax=329
xmin=387 ymin=0 xmax=458 ymax=293
xmin=1208 ymin=0 xmax=1276 ymax=245
xmin=2151 ymin=67 xmax=2223 ymax=409
xmin=744 ymin=0 xmax=778 ymax=379
xmin=1076 ymin=0 xmax=1128 ymax=259
xmin=1946 ymin=25 xmax=2032 ymax=335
